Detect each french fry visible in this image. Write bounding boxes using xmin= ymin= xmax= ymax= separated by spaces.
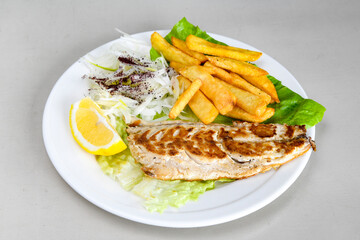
xmin=204 ymin=62 xmax=272 ymax=104
xmin=170 ymin=61 xmax=189 ymax=73
xmin=171 ymin=37 xmax=208 ymax=63
xmin=171 ymin=61 xmax=215 ymax=75
xmin=240 ymin=75 xmax=280 ymax=103
xmin=169 ymin=79 xmax=202 ymax=119
xmin=151 ymin=32 xmax=201 ymax=65
xmin=179 ymin=66 xmax=236 ymax=115
xmin=203 ymin=61 xmax=233 ymax=81
xmin=186 ymin=34 xmax=262 ymax=62
xmin=216 ymin=77 xmax=267 ymax=116
xmin=229 ymin=72 xmax=272 ymax=104
xmin=225 ymin=107 xmax=275 ymax=123
xmin=177 ymin=76 xmax=219 ymax=124
xmin=207 ymin=56 xmax=268 ymax=77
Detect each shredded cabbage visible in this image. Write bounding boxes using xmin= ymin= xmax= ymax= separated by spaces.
xmin=83 ymin=33 xmax=182 ymax=123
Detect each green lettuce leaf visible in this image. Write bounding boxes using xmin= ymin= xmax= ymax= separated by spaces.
xmin=264 ymin=75 xmax=326 ymax=128
xmin=163 ymin=17 xmax=226 ymax=45
xmin=149 ymin=48 xmax=161 ymax=61
xmin=132 ymin=177 xmax=214 ymax=213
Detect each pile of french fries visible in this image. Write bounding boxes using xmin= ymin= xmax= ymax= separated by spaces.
xmin=151 ymin=32 xmax=280 ymax=124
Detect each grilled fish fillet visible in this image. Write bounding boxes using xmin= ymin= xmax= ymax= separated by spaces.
xmin=126 ymin=121 xmax=316 ymax=181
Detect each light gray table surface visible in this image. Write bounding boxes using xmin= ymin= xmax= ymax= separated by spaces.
xmin=1 ymin=0 xmax=359 ymax=239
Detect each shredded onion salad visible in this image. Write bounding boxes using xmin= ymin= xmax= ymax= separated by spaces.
xmin=83 ymin=31 xmax=197 ymax=126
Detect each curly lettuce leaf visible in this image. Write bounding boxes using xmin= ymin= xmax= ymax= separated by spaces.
xmin=149 ymin=48 xmax=161 ymax=61
xmin=264 ymin=76 xmax=326 ymax=128
xmin=163 ymin=17 xmax=226 ymax=45
xmin=132 ymin=177 xmax=214 ymax=213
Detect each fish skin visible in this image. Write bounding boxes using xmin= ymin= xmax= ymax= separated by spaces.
xmin=126 ymin=121 xmax=315 ymax=181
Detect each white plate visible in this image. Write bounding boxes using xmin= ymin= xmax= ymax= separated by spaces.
xmin=43 ymin=30 xmax=315 ymax=228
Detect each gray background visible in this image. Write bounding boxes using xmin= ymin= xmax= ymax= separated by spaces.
xmin=1 ymin=0 xmax=359 ymax=239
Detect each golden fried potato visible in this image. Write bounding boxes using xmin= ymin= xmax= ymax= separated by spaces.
xmin=225 ymin=107 xmax=275 ymax=123
xmin=171 ymin=37 xmax=208 ymax=63
xmin=206 ymin=56 xmax=268 ymax=77
xmin=203 ymin=61 xmax=232 ymax=80
xmin=177 ymin=76 xmax=219 ymax=124
xmin=169 ymin=78 xmax=202 ymax=119
xmin=216 ymin=78 xmax=267 ymax=116
xmin=179 ymin=66 xmax=236 ymax=115
xmin=186 ymin=34 xmax=262 ymax=62
xmin=170 ymin=61 xmax=215 ymax=75
xmin=203 ymin=62 xmax=272 ymax=104
xmin=240 ymin=75 xmax=280 ymax=103
xmin=170 ymin=61 xmax=189 ymax=73
xmin=229 ymin=72 xmax=272 ymax=104
xmin=151 ymin=32 xmax=201 ymax=65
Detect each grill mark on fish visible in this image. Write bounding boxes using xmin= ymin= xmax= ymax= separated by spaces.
xmin=127 ymin=121 xmax=315 ymax=180
xmin=250 ymin=124 xmax=276 ymax=138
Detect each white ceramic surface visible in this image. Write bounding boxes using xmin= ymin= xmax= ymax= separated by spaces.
xmin=42 ymin=30 xmax=315 ymax=228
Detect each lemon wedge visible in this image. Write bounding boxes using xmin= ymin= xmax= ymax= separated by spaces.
xmin=69 ymin=97 xmax=127 ymax=156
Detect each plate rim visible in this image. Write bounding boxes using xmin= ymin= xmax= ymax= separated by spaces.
xmin=42 ymin=30 xmax=315 ymax=228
